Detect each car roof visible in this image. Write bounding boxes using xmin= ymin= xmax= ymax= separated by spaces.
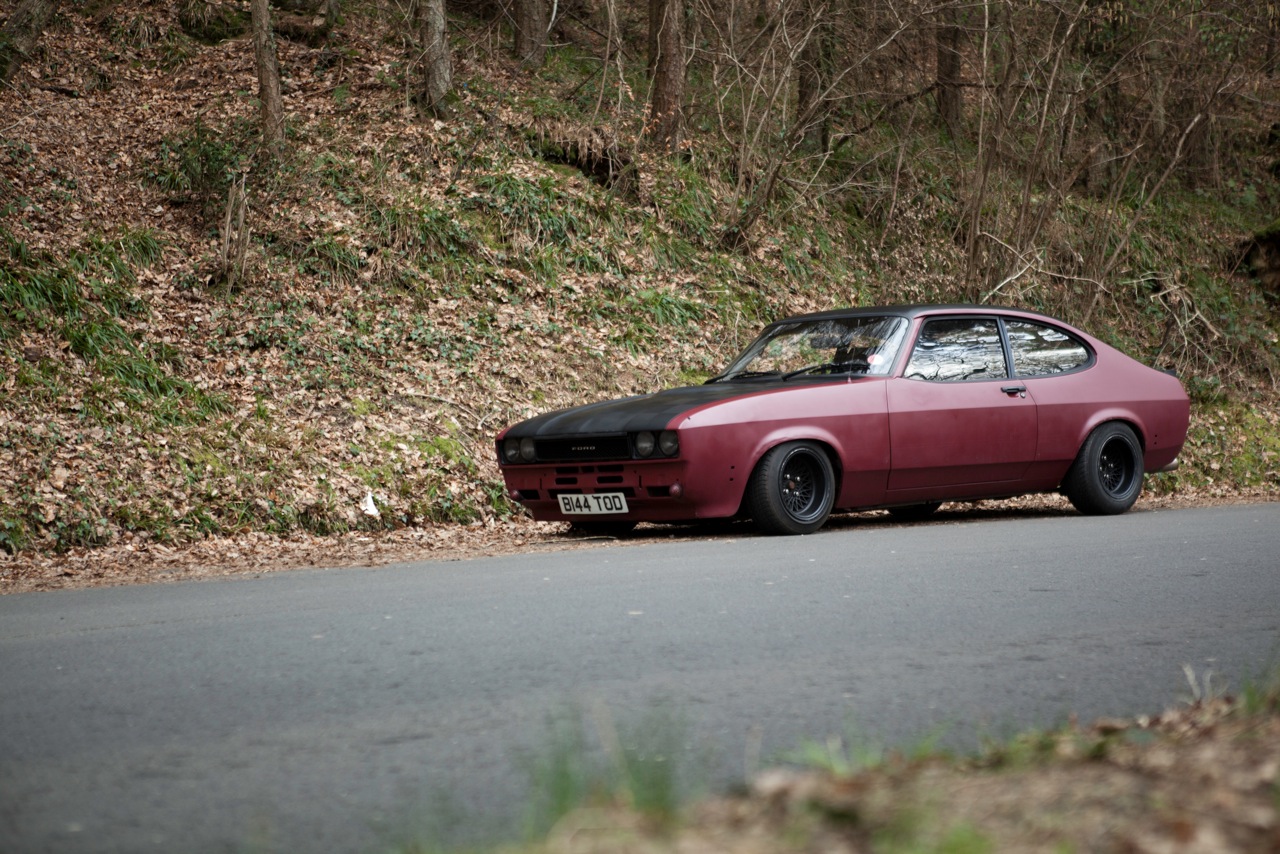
xmin=767 ymin=304 xmax=1069 ymax=328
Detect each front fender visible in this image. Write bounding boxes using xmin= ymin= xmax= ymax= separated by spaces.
xmin=673 ymin=384 xmax=892 ymax=515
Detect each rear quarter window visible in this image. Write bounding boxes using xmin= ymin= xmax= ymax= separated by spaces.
xmin=1006 ymin=320 xmax=1091 ymax=377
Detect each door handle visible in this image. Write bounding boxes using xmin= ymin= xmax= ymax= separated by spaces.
xmin=1001 ymin=385 xmax=1027 ymax=398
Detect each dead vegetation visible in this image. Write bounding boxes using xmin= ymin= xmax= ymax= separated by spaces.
xmin=577 ymin=693 xmax=1280 ymax=854
xmin=0 ymin=10 xmax=1277 ymax=849
xmin=1 ymin=1 xmax=1277 ymax=564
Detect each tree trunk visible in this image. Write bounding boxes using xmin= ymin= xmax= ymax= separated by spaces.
xmin=250 ymin=0 xmax=284 ymax=150
xmin=936 ymin=1 xmax=963 ymax=137
xmin=514 ymin=0 xmax=547 ymax=67
xmin=1269 ymin=2 xmax=1278 ymax=77
xmin=796 ymin=7 xmax=831 ymax=153
xmin=648 ymin=0 xmax=684 ymax=150
xmin=0 ymin=0 xmax=61 ymax=83
xmin=646 ymin=0 xmax=660 ymax=76
xmin=412 ymin=0 xmax=452 ymax=113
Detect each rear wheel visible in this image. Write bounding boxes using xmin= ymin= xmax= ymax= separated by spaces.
xmin=887 ymin=502 xmax=942 ymax=521
xmin=747 ymin=441 xmax=836 ymax=535
xmin=1062 ymin=422 xmax=1143 ymax=515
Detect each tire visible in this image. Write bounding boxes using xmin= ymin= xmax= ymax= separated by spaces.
xmin=1061 ymin=422 xmax=1143 ymax=515
xmin=569 ymin=520 xmax=638 ymax=538
xmin=887 ymin=501 xmax=942 ymax=521
xmin=747 ymin=441 xmax=836 ymax=535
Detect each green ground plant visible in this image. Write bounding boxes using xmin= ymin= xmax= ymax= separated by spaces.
xmin=519 ymin=702 xmax=692 ymax=840
xmin=147 ymin=118 xmax=251 ymax=218
xmin=1 ymin=1 xmax=1276 ymax=554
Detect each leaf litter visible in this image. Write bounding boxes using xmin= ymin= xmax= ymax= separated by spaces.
xmin=1 ymin=11 xmax=1278 ymax=848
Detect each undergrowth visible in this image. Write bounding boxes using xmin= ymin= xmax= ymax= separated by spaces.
xmin=519 ymin=702 xmax=694 ymax=840
xmin=379 ymin=665 xmax=1280 ymax=853
xmin=1 ymin=2 xmax=1277 ymax=553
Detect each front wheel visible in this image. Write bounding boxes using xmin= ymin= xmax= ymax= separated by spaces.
xmin=1062 ymin=422 xmax=1143 ymax=515
xmin=747 ymin=441 xmax=836 ymax=535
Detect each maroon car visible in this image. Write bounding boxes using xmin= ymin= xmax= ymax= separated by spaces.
xmin=495 ymin=305 xmax=1190 ymax=535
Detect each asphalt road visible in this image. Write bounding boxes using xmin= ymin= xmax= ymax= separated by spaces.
xmin=2 ymin=503 xmax=1278 ymax=853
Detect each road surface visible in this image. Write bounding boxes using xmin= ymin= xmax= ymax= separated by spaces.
xmin=2 ymin=503 xmax=1278 ymax=852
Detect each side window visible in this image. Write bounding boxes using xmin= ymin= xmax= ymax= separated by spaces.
xmin=904 ymin=319 xmax=1007 ymax=382
xmin=1006 ymin=320 xmax=1090 ymax=377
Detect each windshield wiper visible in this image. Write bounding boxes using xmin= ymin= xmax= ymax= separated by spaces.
xmin=708 ymin=370 xmax=780 ymax=383
xmin=783 ymin=360 xmax=870 ymax=380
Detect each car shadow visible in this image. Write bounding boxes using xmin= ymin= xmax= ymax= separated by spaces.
xmin=558 ymin=497 xmax=1083 ymax=545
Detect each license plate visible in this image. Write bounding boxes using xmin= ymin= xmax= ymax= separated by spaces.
xmin=557 ymin=493 xmax=629 ymax=515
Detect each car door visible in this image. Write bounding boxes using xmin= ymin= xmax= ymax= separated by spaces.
xmin=886 ymin=316 xmax=1038 ymax=493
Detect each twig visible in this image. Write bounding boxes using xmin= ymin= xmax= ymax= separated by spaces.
xmin=976 ymin=231 xmax=1105 ymax=302
xmin=830 ymin=84 xmax=938 ymax=153
xmin=983 ymin=259 xmax=1036 ymax=303
xmin=0 ymin=79 xmax=54 ymax=133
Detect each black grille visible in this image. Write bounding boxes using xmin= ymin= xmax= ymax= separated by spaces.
xmin=536 ymin=434 xmax=631 ymax=462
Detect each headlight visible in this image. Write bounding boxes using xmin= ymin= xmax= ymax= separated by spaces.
xmin=502 ymin=438 xmax=520 ymax=463
xmin=658 ymin=430 xmax=679 ymax=457
xmin=634 ymin=431 xmax=656 ymax=458
xmin=519 ymin=437 xmax=536 ymax=462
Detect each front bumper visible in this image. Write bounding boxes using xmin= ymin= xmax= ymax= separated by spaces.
xmin=500 ymin=458 xmax=699 ymax=523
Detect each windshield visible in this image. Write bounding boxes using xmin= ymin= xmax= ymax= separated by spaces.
xmin=716 ymin=315 xmax=909 ymax=381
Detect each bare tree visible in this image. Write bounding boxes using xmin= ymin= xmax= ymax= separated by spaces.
xmin=935 ymin=0 xmax=963 ymax=136
xmin=514 ymin=0 xmax=547 ymax=67
xmin=796 ymin=0 xmax=833 ymax=152
xmin=411 ymin=0 xmax=452 ymax=113
xmin=648 ymin=0 xmax=686 ymax=149
xmin=250 ymin=0 xmax=284 ymax=150
xmin=1269 ymin=1 xmax=1278 ymax=76
xmin=0 ymin=0 xmax=61 ymax=83
xmin=697 ymin=0 xmax=867 ymax=249
xmin=647 ymin=0 xmax=661 ymax=75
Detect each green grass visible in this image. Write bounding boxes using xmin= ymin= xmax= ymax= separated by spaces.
xmin=5 ymin=0 xmax=1278 ymax=556
xmin=1238 ymin=660 xmax=1280 ymax=717
xmin=590 ymin=286 xmax=708 ymax=353
xmin=376 ymin=665 xmax=1280 ymax=854
xmin=782 ymin=717 xmax=950 ymax=779
xmin=1157 ymin=403 xmax=1280 ymax=495
xmin=875 ymin=821 xmax=994 ymax=854
xmin=470 ymin=171 xmax=595 ymax=255
xmin=519 ymin=702 xmax=693 ymax=840
xmin=1 ymin=229 xmax=227 ymax=429
xmin=147 ymin=118 xmax=249 ymax=215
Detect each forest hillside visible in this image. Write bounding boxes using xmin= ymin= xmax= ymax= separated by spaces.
xmin=1 ymin=0 xmax=1278 ymax=564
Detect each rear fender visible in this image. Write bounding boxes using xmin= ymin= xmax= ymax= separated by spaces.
xmin=1074 ymin=410 xmax=1146 ymax=454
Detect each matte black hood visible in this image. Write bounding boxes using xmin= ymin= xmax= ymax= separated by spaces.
xmin=505 ymin=380 xmax=800 ymax=437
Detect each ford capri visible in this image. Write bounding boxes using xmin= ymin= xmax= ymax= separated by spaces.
xmin=494 ymin=305 xmax=1190 ymax=535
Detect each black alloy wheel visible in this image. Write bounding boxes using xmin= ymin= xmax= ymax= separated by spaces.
xmin=747 ymin=441 xmax=836 ymax=535
xmin=1062 ymin=422 xmax=1143 ymax=515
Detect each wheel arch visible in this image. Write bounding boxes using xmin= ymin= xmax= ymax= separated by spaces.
xmin=735 ymin=433 xmax=844 ymax=516
xmin=1074 ymin=412 xmax=1148 ymax=458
